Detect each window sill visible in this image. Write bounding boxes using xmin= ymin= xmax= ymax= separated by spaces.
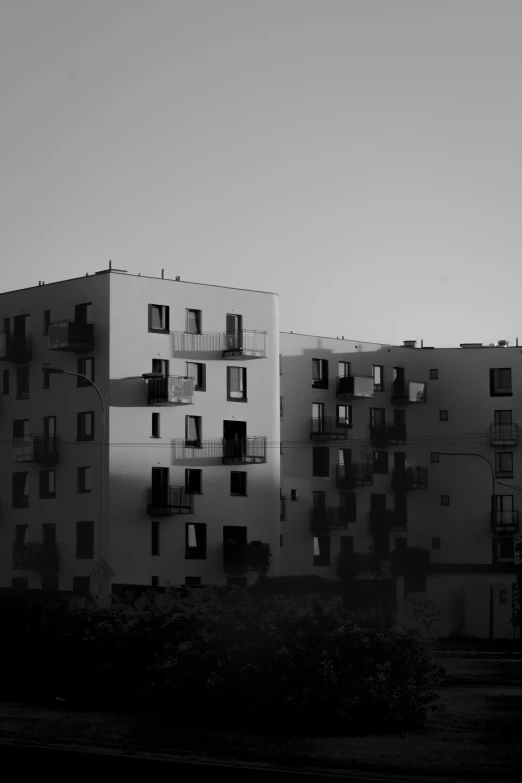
xmin=149 ymin=328 xmax=170 ymax=335
xmin=491 ymin=392 xmax=513 ymax=397
xmin=75 ymin=555 xmax=94 ymax=560
xmin=150 ymin=436 xmax=161 ymax=439
xmin=496 ymin=474 xmax=514 ymax=479
xmin=186 ymin=490 xmax=202 ymax=495
xmin=227 ymin=397 xmax=248 ymax=403
xmin=230 ymin=493 xmax=248 ymax=497
xmin=77 ymin=437 xmax=95 ymax=442
xmin=77 ymin=489 xmax=91 ymax=494
xmin=185 ymin=553 xmax=207 ymax=560
xmin=194 ymin=387 xmax=206 ymax=392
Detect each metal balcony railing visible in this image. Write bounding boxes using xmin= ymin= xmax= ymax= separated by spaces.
xmin=13 ymin=542 xmax=59 ymax=573
xmin=48 ymin=320 xmax=94 ymax=352
xmin=222 ymin=437 xmax=267 ymax=464
xmin=336 ymin=462 xmax=373 ymax=489
xmin=370 ymin=422 xmax=407 ymax=446
xmin=490 ymin=424 xmax=518 ymax=446
xmin=336 ymin=375 xmax=374 ymax=398
xmin=391 ymin=380 xmax=427 ymax=404
xmin=148 ymin=376 xmax=195 ymax=405
xmin=13 ymin=435 xmax=60 ymax=467
xmin=491 ymin=509 xmax=519 ymax=534
xmin=391 ymin=466 xmax=428 ymax=492
xmin=171 ymin=330 xmax=266 ymax=358
xmin=311 ymin=506 xmax=352 ymax=534
xmin=310 ymin=417 xmax=351 ymax=441
xmin=147 ymin=486 xmax=194 ymax=516
xmin=0 ymin=332 xmax=32 ymax=363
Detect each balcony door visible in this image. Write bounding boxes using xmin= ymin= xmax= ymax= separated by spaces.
xmin=392 ymin=366 xmax=405 ymax=396
xmin=494 ymin=410 xmax=512 ymax=425
xmin=223 ymin=420 xmax=246 ymax=458
xmin=75 ymin=303 xmax=92 ymax=324
xmin=312 ymin=402 xmax=325 ymax=434
xmin=226 ymin=313 xmax=242 ymax=349
xmin=42 ymin=522 xmax=56 ymax=548
xmin=370 ymin=408 xmax=385 ymax=428
xmin=493 ymin=494 xmax=514 ymax=524
xmin=394 ymin=409 xmax=405 ymax=427
xmin=313 ymin=490 xmax=326 ymax=509
xmin=394 ymin=452 xmax=406 ymax=474
xmin=13 ymin=314 xmax=28 ymax=338
xmin=151 ymin=467 xmax=169 ymax=505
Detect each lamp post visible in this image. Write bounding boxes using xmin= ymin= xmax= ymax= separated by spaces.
xmin=437 ymin=452 xmax=496 ymax=501
xmin=42 ymin=366 xmax=163 ymax=604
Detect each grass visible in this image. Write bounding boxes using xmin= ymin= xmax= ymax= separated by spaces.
xmin=1 ymin=686 xmax=522 ymax=779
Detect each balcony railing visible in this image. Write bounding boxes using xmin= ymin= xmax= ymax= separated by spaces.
xmin=0 ymin=332 xmax=32 ymax=363
xmin=491 ymin=509 xmax=519 ymax=534
xmin=13 ymin=435 xmax=60 ymax=467
xmin=280 ymin=494 xmax=286 ymax=521
xmin=391 ymin=466 xmax=428 ymax=492
xmin=490 ymin=424 xmax=518 ymax=446
xmin=370 ymin=422 xmax=407 ymax=446
xmin=148 ymin=376 xmax=194 ymax=405
xmin=311 ymin=506 xmax=352 ymax=535
xmin=171 ymin=330 xmax=266 ymax=358
xmin=337 ymin=551 xmax=380 ymax=579
xmin=48 ymin=320 xmax=94 ymax=353
xmin=13 ymin=542 xmax=59 ymax=573
xmin=336 ymin=375 xmax=374 ymax=398
xmin=310 ymin=417 xmax=351 ymax=441
xmin=147 ymin=486 xmax=194 ymax=516
xmin=391 ymin=380 xmax=427 ymax=404
xmin=336 ymin=462 xmax=373 ymax=489
xmin=172 ymin=437 xmax=267 ymax=463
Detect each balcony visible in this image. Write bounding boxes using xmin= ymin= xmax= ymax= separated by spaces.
xmin=336 ymin=462 xmax=373 ymax=489
xmin=147 ymin=486 xmax=194 ymax=516
xmin=310 ymin=417 xmax=350 ymax=441
xmin=148 ymin=376 xmax=194 ymax=405
xmin=337 ymin=551 xmax=380 ymax=579
xmin=491 ymin=509 xmax=519 ymax=535
xmin=311 ymin=506 xmax=351 ymax=535
xmin=13 ymin=542 xmax=59 ymax=574
xmin=490 ymin=424 xmax=518 ymax=446
xmin=336 ymin=375 xmax=374 ymax=399
xmin=391 ymin=380 xmax=427 ymax=404
xmin=391 ymin=466 xmax=428 ymax=492
xmin=48 ymin=320 xmax=94 ymax=353
xmin=222 ymin=437 xmax=267 ymax=464
xmin=0 ymin=332 xmax=32 ymax=363
xmin=13 ymin=435 xmax=60 ymax=467
xmin=171 ymin=330 xmax=266 ymax=359
xmin=370 ymin=422 xmax=407 ymax=446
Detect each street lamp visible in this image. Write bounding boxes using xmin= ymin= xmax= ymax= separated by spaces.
xmin=42 ymin=365 xmax=163 ymax=603
xmin=437 ymin=452 xmax=497 ymax=500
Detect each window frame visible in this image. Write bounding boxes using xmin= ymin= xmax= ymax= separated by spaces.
xmin=16 ymin=366 xmax=29 ymax=400
xmin=336 ymin=404 xmax=352 ymax=427
xmin=372 ymin=450 xmax=389 ymax=474
xmin=230 ymin=471 xmax=247 ymax=496
xmin=372 ymin=365 xmax=384 ymax=391
xmin=185 ymin=415 xmax=202 ymax=448
xmin=312 ymin=446 xmax=330 ymax=478
xmin=151 ymin=521 xmax=160 ymax=556
xmin=313 ymin=535 xmax=331 ymax=566
xmin=148 ymin=304 xmax=170 ymax=333
xmin=312 ymin=358 xmax=329 ymax=390
xmin=77 ymin=357 xmax=95 ymax=387
xmin=39 ymin=469 xmax=56 ymax=499
xmin=151 ymin=412 xmax=160 ymax=438
xmin=185 ymin=309 xmax=202 ymax=335
xmin=186 ymin=361 xmax=206 ymax=391
xmin=77 ymin=466 xmax=92 ymax=493
xmin=76 ymin=520 xmax=94 ymax=559
xmin=185 ymin=468 xmax=202 ymax=494
xmin=12 ymin=472 xmax=29 ymax=508
xmin=490 ymin=368 xmax=513 ymax=397
xmin=439 ymin=410 xmax=449 ymax=421
xmin=495 ymin=452 xmax=514 ymax=478
xmin=429 ymin=369 xmax=439 ymax=380
xmin=185 ymin=522 xmax=207 ymax=559
xmin=77 ymin=411 xmax=95 ymax=441
xmin=227 ymin=366 xmax=247 ymax=402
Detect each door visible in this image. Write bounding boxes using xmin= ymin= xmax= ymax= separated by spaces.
xmin=393 ymin=366 xmax=405 ymax=396
xmin=370 ymin=408 xmax=385 ymax=428
xmin=223 ymin=420 xmax=246 ymax=458
xmin=151 ymin=467 xmax=168 ymax=505
xmin=226 ymin=314 xmax=242 ymax=349
xmin=312 ymin=402 xmax=325 ymax=434
xmin=13 ymin=314 xmax=27 ymax=338
xmin=152 ymin=359 xmax=169 ymax=376
xmin=75 ymin=303 xmax=92 ymax=324
xmin=394 ymin=452 xmax=406 ymax=472
xmin=44 ymin=416 xmax=56 ymax=453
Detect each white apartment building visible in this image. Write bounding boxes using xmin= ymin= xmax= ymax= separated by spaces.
xmin=0 ymin=267 xmax=280 ymax=596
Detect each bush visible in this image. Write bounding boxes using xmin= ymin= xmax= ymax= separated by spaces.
xmin=2 ymin=588 xmax=444 ymax=734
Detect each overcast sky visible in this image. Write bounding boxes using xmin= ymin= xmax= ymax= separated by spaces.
xmin=1 ymin=1 xmax=521 ymax=347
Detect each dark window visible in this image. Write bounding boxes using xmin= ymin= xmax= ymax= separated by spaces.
xmin=151 ymin=576 xmax=159 ymax=587
xmin=43 ymin=310 xmax=51 ymax=336
xmin=441 ymin=495 xmax=450 ymax=506
xmin=493 ymin=537 xmax=514 ymax=562
xmin=185 ymin=577 xmax=201 ymax=586
xmin=77 ymin=357 xmax=95 ymax=386
xmin=432 ymin=537 xmax=441 ymax=549
xmin=13 ymin=419 xmax=28 ymax=439
xmin=495 ymin=452 xmax=513 ymax=478
xmin=77 ymin=467 xmax=91 ymax=493
xmin=227 ymin=366 xmax=247 ymax=401
xmin=370 ymin=407 xmax=386 ymax=427
xmin=151 ymin=412 xmax=160 ymax=438
xmin=439 ymin=410 xmax=448 ymax=421
xmin=43 ymin=367 xmax=50 ymax=389
xmin=313 ymin=447 xmax=329 ymax=477
xmin=430 ymin=369 xmax=438 ymax=380
xmin=75 ymin=303 xmax=92 ymax=324
xmin=490 ymin=368 xmax=512 ymax=396
xmin=185 ymin=415 xmax=202 ymax=447
xmin=312 ymin=359 xmax=328 ymax=389
xmin=395 ymin=494 xmax=408 ymax=525
xmin=373 ymin=451 xmax=389 ymax=474
xmin=149 ymin=304 xmax=169 ymax=332
xmin=185 ymin=469 xmax=202 ymax=494
xmin=227 ymin=577 xmax=248 ymax=587
xmin=152 ymin=358 xmax=169 ymax=376
xmin=279 ymin=355 xmax=282 ymax=375
xmin=39 ymin=469 xmax=56 ymax=499
xmin=2 ymin=369 xmax=9 ymax=395
xmin=186 ymin=362 xmax=206 ymax=391
xmin=44 ymin=416 xmax=56 ymax=438
xmin=313 ymin=535 xmax=330 ymax=566
xmin=185 ymin=523 xmax=207 ymax=559
xmin=73 ymin=576 xmax=90 ymax=596
xmin=12 ymin=578 xmax=28 ymax=590
xmin=76 ymin=521 xmax=94 ymax=559
xmin=291 ymin=489 xmax=297 ymax=501
xmin=231 ymin=471 xmax=247 ymax=495
xmin=338 ymin=361 xmax=350 ymax=378
xmin=151 ymin=521 xmax=160 ymax=555
xmin=431 ymin=452 xmax=440 ymax=463
xmin=12 ymin=472 xmax=29 ymax=508
xmin=372 ymin=365 xmax=383 ymax=391
xmin=336 ymin=404 xmax=351 ymax=426
xmin=280 ymin=534 xmax=284 ymax=547
xmin=77 ymin=411 xmax=95 ymax=441
xmin=340 ymin=536 xmax=354 ymax=555
xmin=280 ymin=396 xmax=284 ymax=418
xmin=340 ymin=492 xmax=356 ymax=523
xmin=15 ymin=524 xmax=27 ymax=545
xmin=186 ymin=309 xmax=201 ymax=334
xmin=16 ymin=366 xmax=29 ymax=399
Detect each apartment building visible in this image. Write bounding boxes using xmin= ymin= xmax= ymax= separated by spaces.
xmin=0 ymin=267 xmax=280 ymax=597
xmin=280 ymin=333 xmax=520 ymax=639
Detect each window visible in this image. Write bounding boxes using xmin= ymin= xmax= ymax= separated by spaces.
xmin=441 ymin=495 xmax=450 ymax=506
xmin=149 ymin=304 xmax=169 ymax=332
xmin=77 ymin=467 xmax=91 ymax=493
xmin=280 ymin=396 xmax=284 ymax=419
xmin=76 ymin=521 xmax=94 ymax=559
xmin=12 ymin=578 xmax=28 ymax=590
xmin=15 ymin=524 xmax=28 ymax=546
xmin=150 ymin=412 xmax=160 ymax=438
xmin=185 ymin=469 xmax=202 ymax=494
xmin=151 ymin=521 xmax=160 ymax=556
xmin=77 ymin=357 xmax=95 ymax=386
xmin=2 ymin=369 xmax=9 ymax=395
xmin=373 ymin=451 xmax=389 ymax=474
xmin=185 ymin=577 xmax=201 ymax=586
xmin=77 ymin=411 xmax=95 ymax=441
xmin=340 ymin=536 xmax=354 ymax=556
xmin=186 ymin=362 xmax=205 ymax=391
xmin=432 ymin=537 xmax=441 ymax=549
xmin=490 ymin=368 xmax=512 ymax=396
xmin=336 ymin=404 xmax=352 ymax=426
xmin=16 ymin=366 xmax=29 ymax=399
xmin=39 ymin=469 xmax=56 ymax=499
xmin=43 ymin=309 xmax=51 ymax=336
xmin=185 ymin=523 xmax=207 ymax=559
xmin=151 ymin=576 xmax=159 ymax=587
xmin=493 ymin=537 xmax=514 ymax=562
xmin=227 ymin=366 xmax=247 ymax=401
xmin=340 ymin=492 xmax=356 ymax=523
xmin=439 ymin=410 xmax=448 ymax=421
xmin=186 ymin=309 xmax=201 ymax=334
xmin=313 ymin=490 xmax=326 ymax=508
xmin=370 ymin=408 xmax=386 ymax=429
xmin=73 ymin=576 xmax=90 ymax=596
xmin=75 ymin=303 xmax=92 ymax=323
xmin=152 ymin=358 xmax=169 ymax=376
xmin=338 ymin=361 xmax=350 ymax=378
xmin=372 ymin=365 xmax=383 ymax=391
xmin=44 ymin=415 xmax=56 ymax=439
xmin=280 ymin=534 xmax=284 ymax=547
xmin=42 ymin=367 xmax=50 ymax=389
xmin=313 ymin=447 xmax=329 ymax=477
xmin=495 ymin=452 xmax=513 ymax=478
xmin=431 ymin=452 xmax=440 ymax=463
xmin=12 ymin=472 xmax=29 ymax=508
xmin=231 ymin=471 xmax=247 ymax=496
xmin=430 ymin=369 xmax=438 ymax=380
xmin=185 ymin=416 xmax=202 ymax=447
xmin=313 ymin=536 xmax=330 ymax=566
xmin=291 ymin=489 xmax=297 ymax=501
xmin=312 ymin=359 xmax=328 ymax=389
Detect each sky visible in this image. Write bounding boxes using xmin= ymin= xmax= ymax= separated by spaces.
xmin=1 ymin=0 xmax=522 ymax=348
